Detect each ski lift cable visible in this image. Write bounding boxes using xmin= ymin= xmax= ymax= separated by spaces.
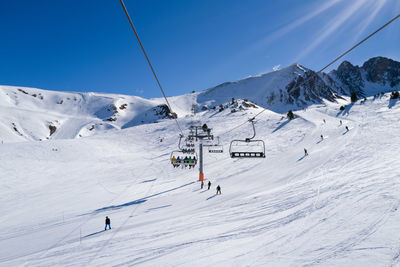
xmin=119 ymin=0 xmax=184 ymax=136
xmin=218 ymin=13 xmax=400 ymax=137
xmin=319 ymin=13 xmax=400 ymax=73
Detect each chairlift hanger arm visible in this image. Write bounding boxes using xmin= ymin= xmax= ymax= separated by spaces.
xmin=246 ymin=119 xmax=256 ymax=141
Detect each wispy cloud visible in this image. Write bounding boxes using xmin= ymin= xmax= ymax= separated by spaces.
xmin=250 ymin=0 xmax=343 ymax=51
xmin=351 ymin=0 xmax=387 ymax=43
xmin=135 ymin=89 xmax=144 ymax=95
xmin=294 ymin=0 xmax=365 ymax=62
xmin=272 ymin=64 xmax=280 ymax=71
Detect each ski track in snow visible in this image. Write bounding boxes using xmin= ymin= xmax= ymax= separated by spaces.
xmin=0 ymin=93 xmax=400 ymax=266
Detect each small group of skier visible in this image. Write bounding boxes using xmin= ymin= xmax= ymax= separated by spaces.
xmin=303 ymin=119 xmax=351 ymax=157
xmin=171 ymin=156 xmax=197 ymax=168
xmin=200 ymin=180 xmax=221 ymax=194
xmin=200 ymin=180 xmax=213 ymax=190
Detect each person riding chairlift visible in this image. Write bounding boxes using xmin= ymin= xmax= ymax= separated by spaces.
xmin=176 ymin=156 xmax=182 ymax=168
xmin=171 ymin=156 xmax=177 ymax=167
xmin=188 ymin=156 xmax=193 ymax=169
xmin=184 ymin=156 xmax=189 ymax=168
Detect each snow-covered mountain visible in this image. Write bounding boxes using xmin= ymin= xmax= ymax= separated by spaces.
xmin=0 ymin=86 xmax=194 ymax=142
xmin=198 ymin=63 xmax=340 ymax=113
xmin=330 ymin=56 xmax=400 ymax=97
xmin=2 ymin=56 xmax=398 ymax=143
xmin=1 ymin=55 xmax=400 ymax=266
xmin=199 ymin=56 xmax=400 ymax=113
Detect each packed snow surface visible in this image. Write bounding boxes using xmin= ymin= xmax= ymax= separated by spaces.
xmin=1 ymin=89 xmax=400 ymax=266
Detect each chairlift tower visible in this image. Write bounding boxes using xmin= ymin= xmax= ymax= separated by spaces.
xmin=187 ymin=124 xmax=213 ymax=182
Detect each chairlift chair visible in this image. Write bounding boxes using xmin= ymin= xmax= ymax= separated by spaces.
xmin=170 ymin=134 xmax=198 ymax=168
xmin=229 ymin=118 xmax=265 ymax=158
xmin=205 ymin=137 xmax=224 ymax=153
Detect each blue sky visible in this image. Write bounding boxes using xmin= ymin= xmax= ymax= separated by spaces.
xmin=1 ymin=0 xmax=399 ymax=98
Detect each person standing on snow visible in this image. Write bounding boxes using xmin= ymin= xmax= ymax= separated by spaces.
xmin=216 ymin=185 xmax=221 ymax=195
xmin=208 ymin=181 xmax=211 ymax=190
xmin=201 ymin=181 xmax=204 ymax=189
xmin=304 ymin=148 xmax=308 ymax=156
xmin=105 ymin=216 xmax=111 ymax=230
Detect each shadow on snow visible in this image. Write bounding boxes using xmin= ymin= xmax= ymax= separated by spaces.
xmin=272 ymin=119 xmax=291 ymax=133
xmin=92 ymin=181 xmax=195 ymax=214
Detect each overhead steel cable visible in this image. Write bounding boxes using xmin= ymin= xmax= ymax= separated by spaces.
xmin=319 ymin=13 xmax=400 ymax=73
xmin=119 ymin=0 xmax=184 ymax=135
xmin=219 ymin=13 xmax=400 ymax=137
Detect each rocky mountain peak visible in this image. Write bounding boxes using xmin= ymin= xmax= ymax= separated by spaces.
xmin=361 ymin=56 xmax=400 ymax=86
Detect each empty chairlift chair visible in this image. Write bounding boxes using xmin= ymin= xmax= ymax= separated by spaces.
xmin=206 ymin=137 xmax=224 ymax=153
xmin=229 ymin=118 xmax=265 ymax=158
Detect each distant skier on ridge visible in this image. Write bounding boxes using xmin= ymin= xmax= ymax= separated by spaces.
xmin=208 ymin=181 xmax=211 ymax=190
xmin=105 ymin=216 xmax=111 ymax=230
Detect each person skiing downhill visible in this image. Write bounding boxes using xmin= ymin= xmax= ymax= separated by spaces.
xmin=201 ymin=181 xmax=204 ymax=189
xmin=304 ymin=148 xmax=308 ymax=156
xmin=345 ymin=126 xmax=349 ymax=131
xmin=216 ymin=185 xmax=221 ymax=195
xmin=105 ymin=216 xmax=111 ymax=230
xmin=208 ymin=181 xmax=211 ymax=190
xmin=320 ymin=134 xmax=323 ymax=140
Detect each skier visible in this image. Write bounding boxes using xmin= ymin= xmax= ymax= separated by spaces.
xmin=208 ymin=181 xmax=211 ymax=190
xmin=105 ymin=216 xmax=111 ymax=230
xmin=320 ymin=134 xmax=323 ymax=140
xmin=323 ymin=119 xmax=326 ymax=124
xmin=216 ymin=185 xmax=221 ymax=195
xmin=345 ymin=126 xmax=349 ymax=131
xmin=201 ymin=181 xmax=204 ymax=189
xmin=304 ymin=148 xmax=308 ymax=156
xmin=339 ymin=120 xmax=342 ymax=126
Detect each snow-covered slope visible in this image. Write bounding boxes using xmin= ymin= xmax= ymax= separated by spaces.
xmin=1 ymin=91 xmax=400 ymax=266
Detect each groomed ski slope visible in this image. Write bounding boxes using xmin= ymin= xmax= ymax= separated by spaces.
xmin=1 ymin=94 xmax=400 ymax=266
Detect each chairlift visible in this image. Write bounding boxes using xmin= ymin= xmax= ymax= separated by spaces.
xmin=170 ymin=134 xmax=198 ymax=168
xmin=204 ymin=137 xmax=224 ymax=153
xmin=229 ymin=118 xmax=265 ymax=158
xmin=182 ymin=137 xmax=196 ymax=154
